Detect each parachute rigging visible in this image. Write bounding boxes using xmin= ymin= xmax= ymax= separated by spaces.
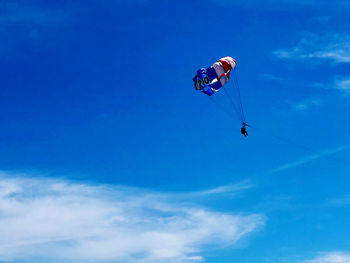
xmin=223 ymin=69 xmax=246 ymax=124
xmin=193 ymin=57 xmax=247 ymax=126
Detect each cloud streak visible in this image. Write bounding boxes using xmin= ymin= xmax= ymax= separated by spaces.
xmin=0 ymin=173 xmax=264 ymax=263
xmin=274 ymin=33 xmax=350 ymax=64
xmin=184 ymin=180 xmax=254 ymax=197
xmin=264 ymin=145 xmax=348 ymax=175
xmin=293 ymin=98 xmax=322 ymax=111
xmin=334 ymin=77 xmax=350 ymax=94
xmin=327 ymin=195 xmax=350 ymax=207
xmin=302 ymin=252 xmax=350 ymax=263
xmin=311 ymin=76 xmax=350 ymax=96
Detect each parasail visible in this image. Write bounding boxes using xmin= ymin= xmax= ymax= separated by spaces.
xmin=193 ymin=56 xmax=246 ymax=126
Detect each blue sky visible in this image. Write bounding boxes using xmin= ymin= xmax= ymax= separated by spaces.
xmin=0 ymin=0 xmax=350 ymax=262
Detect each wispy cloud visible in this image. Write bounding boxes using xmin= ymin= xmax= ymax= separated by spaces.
xmin=293 ymin=98 xmax=322 ymax=111
xmin=302 ymin=252 xmax=350 ymax=263
xmin=274 ymin=33 xmax=350 ymax=64
xmin=327 ymin=195 xmax=350 ymax=207
xmin=0 ymin=173 xmax=264 ymax=263
xmin=334 ymin=77 xmax=350 ymax=94
xmin=264 ymin=145 xmax=348 ymax=175
xmin=207 ymin=0 xmax=350 ymax=10
xmin=312 ymin=76 xmax=350 ymax=95
xmin=186 ymin=180 xmax=254 ymax=197
xmin=286 ymin=76 xmax=350 ymax=111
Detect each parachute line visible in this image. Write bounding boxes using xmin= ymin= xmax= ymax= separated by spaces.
xmin=223 ymin=86 xmax=243 ymax=123
xmin=208 ymin=96 xmax=242 ymax=122
xmin=221 ymin=68 xmax=246 ymax=124
xmin=232 ymin=69 xmax=246 ymax=122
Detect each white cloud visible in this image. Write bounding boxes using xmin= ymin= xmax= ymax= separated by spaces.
xmin=293 ymin=98 xmax=321 ymax=111
xmin=334 ymin=77 xmax=350 ymax=93
xmin=327 ymin=195 xmax=350 ymax=207
xmin=311 ymin=76 xmax=350 ymax=95
xmin=185 ymin=179 xmax=254 ymax=197
xmin=0 ymin=173 xmax=264 ymax=263
xmin=274 ymin=33 xmax=350 ymax=64
xmin=263 ymin=145 xmax=348 ymax=175
xmin=302 ymin=252 xmax=350 ymax=263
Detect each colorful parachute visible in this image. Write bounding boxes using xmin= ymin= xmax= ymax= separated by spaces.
xmin=193 ymin=56 xmax=246 ymax=124
xmin=193 ymin=56 xmax=236 ymax=96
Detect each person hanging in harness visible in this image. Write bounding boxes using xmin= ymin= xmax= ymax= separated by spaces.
xmin=193 ymin=56 xmax=237 ymax=96
xmin=241 ymin=122 xmax=248 ymax=137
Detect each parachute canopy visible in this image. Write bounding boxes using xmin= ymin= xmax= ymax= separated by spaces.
xmin=192 ymin=56 xmax=246 ymax=124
